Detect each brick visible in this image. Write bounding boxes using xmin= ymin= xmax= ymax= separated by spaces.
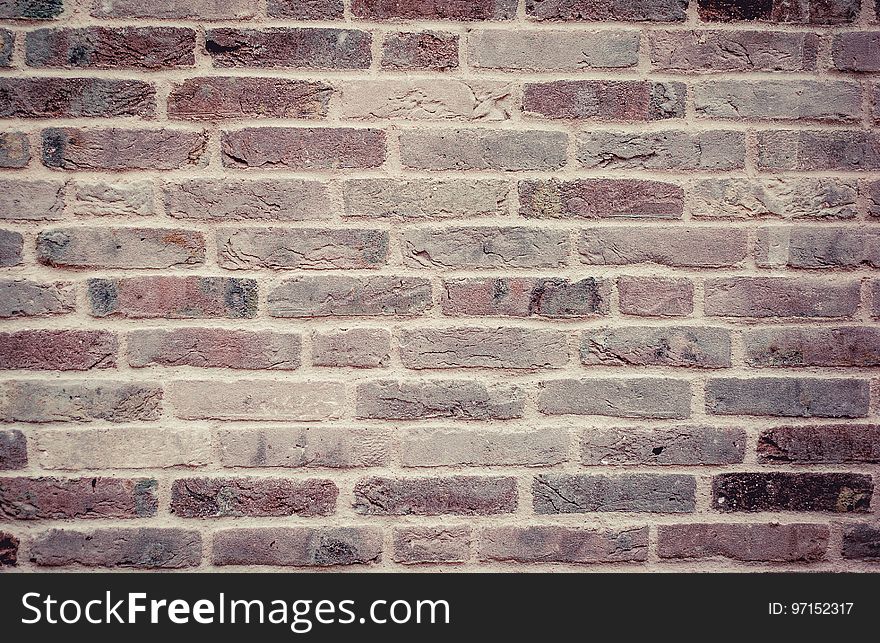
xmin=222 ymin=128 xmax=385 ymax=170
xmin=537 ymin=379 xmax=692 ymax=419
xmin=352 ymin=0 xmax=516 ymax=19
xmin=0 ymin=0 xmax=62 ymax=20
xmin=213 ymin=527 xmax=382 ymax=567
xmin=469 ymin=30 xmax=639 ymax=70
xmin=0 ymin=477 xmax=156 ymax=520
xmin=520 ymin=179 xmax=684 ymax=219
xmin=706 ymin=378 xmax=869 ymax=418
xmin=481 ymin=526 xmax=648 ymax=564
xmin=268 ymin=276 xmax=432 ymax=318
xmin=0 ymin=229 xmax=22 ymax=267
xmin=757 ymin=424 xmax=880 ymax=463
xmin=756 ymin=227 xmax=880 ymax=269
xmin=441 ymin=277 xmax=611 ymax=318
xmin=169 ymin=78 xmax=332 ymax=121
xmin=581 ymin=427 xmax=746 ymax=466
xmin=205 ymin=28 xmax=371 ymax=69
xmin=127 ymin=328 xmax=301 ymax=370
xmin=577 ymin=130 xmax=746 ymax=171
xmin=744 ymin=327 xmax=880 ymax=368
xmin=0 ymin=330 xmax=116 ymax=371
xmin=0 ymin=280 xmax=74 ymax=318
xmin=42 ymin=128 xmax=208 ymax=171
xmin=0 ymin=179 xmax=64 ymax=220
xmin=218 ymin=228 xmax=388 ymax=270
xmin=216 ymin=426 xmax=390 ymax=468
xmin=37 ymin=427 xmax=210 ymax=469
xmin=0 ymin=29 xmax=11 ymax=67
xmin=842 ymin=524 xmax=880 ymax=560
xmin=697 ymin=0 xmax=859 ymax=23
xmin=874 ymin=280 xmax=880 ymax=317
xmin=311 ymin=329 xmax=391 ymax=368
xmin=581 ymin=327 xmax=731 ymax=368
xmin=89 ymin=276 xmax=258 ymax=319
xmin=579 ymin=227 xmax=747 ymax=268
xmin=343 ymin=179 xmax=507 ymax=220
xmin=0 ymin=430 xmax=27 ymax=469
xmin=72 ymin=181 xmax=154 ymax=217
xmin=400 ymin=129 xmax=566 ymax=171
xmin=382 ymin=32 xmax=459 ymax=71
xmin=26 ymin=27 xmax=195 ymax=69
xmin=757 ymin=131 xmax=880 ymax=171
xmin=0 ymin=132 xmax=29 ymax=168
xmin=403 ymin=226 xmax=567 ymax=269
xmin=650 ymin=30 xmax=818 ymax=72
xmin=705 ymin=277 xmax=860 ymax=318
xmin=165 ymin=179 xmax=331 ymax=221
xmin=534 ymin=473 xmax=696 ymax=513
xmin=523 ymin=81 xmax=685 ymax=121
xmin=712 ymin=473 xmax=873 ymax=512
xmin=171 ymin=478 xmax=337 ymax=518
xmin=658 ymin=524 xmax=829 ymax=562
xmin=694 ymin=80 xmax=861 ymax=122
xmin=526 ymin=0 xmax=686 ymax=21
xmin=400 ymin=427 xmax=568 ymax=467
xmin=1 ymin=77 xmax=155 ymax=118
xmin=353 ymin=476 xmax=517 ymax=515
xmin=268 ymin=0 xmax=343 ymax=19
xmin=93 ymin=0 xmax=257 ymax=19
xmin=690 ymin=178 xmax=858 ymax=220
xmin=357 ymin=380 xmax=524 ymax=420
xmin=37 ymin=227 xmax=205 ymax=269
xmin=31 ymin=528 xmax=202 ymax=568
xmin=0 ymin=380 xmax=162 ymax=423
xmin=832 ymin=32 xmax=880 ymax=71
xmin=394 ymin=526 xmax=471 ymax=564
xmin=617 ymin=276 xmax=694 ymax=317
xmin=400 ymin=327 xmax=569 ymax=370
xmin=870 ymin=180 xmax=880 ymax=218
xmin=169 ymin=381 xmax=344 ymax=421
xmin=0 ymin=532 xmax=17 ymax=566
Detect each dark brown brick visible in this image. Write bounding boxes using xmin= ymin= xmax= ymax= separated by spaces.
xmin=527 ymin=0 xmax=687 ymax=21
xmin=382 ymin=32 xmax=459 ymax=71
xmin=0 ymin=531 xmax=18 ymax=566
xmin=30 ymin=528 xmax=202 ymax=568
xmin=0 ymin=78 xmax=154 ymax=118
xmin=0 ymin=477 xmax=157 ymax=520
xmin=268 ymin=0 xmax=344 ymax=18
xmin=168 ymin=78 xmax=332 ymax=121
xmin=171 ymin=478 xmax=337 ymax=518
xmin=697 ymin=0 xmax=859 ymax=23
xmin=659 ymin=523 xmax=829 ymax=561
xmin=713 ymin=473 xmax=873 ymax=512
xmin=842 ymin=524 xmax=880 ymax=560
xmin=0 ymin=0 xmax=63 ymax=20
xmin=205 ymin=28 xmax=371 ymax=69
xmin=354 ymin=476 xmax=517 ymax=515
xmin=758 ymin=424 xmax=880 ymax=464
xmin=352 ymin=0 xmax=517 ymax=20
xmin=0 ymin=29 xmax=11 ymax=67
xmin=26 ymin=27 xmax=195 ymax=69
xmin=213 ymin=527 xmax=382 ymax=567
xmin=744 ymin=327 xmax=880 ymax=367
xmin=0 ymin=330 xmax=116 ymax=371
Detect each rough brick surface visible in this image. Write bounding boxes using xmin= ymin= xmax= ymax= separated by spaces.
xmin=400 ymin=427 xmax=568 ymax=467
xmin=0 ymin=78 xmax=155 ymax=119
xmin=650 ymin=30 xmax=818 ymax=72
xmin=533 ymin=474 xmax=696 ymax=513
xmin=31 ymin=528 xmax=201 ymax=568
xmin=712 ymin=473 xmax=873 ymax=513
xmin=705 ymin=277 xmax=860 ymax=318
xmin=222 ymin=128 xmax=385 ymax=170
xmin=706 ymin=378 xmax=869 ymax=418
xmin=382 ymin=32 xmax=459 ymax=71
xmin=537 ymin=379 xmax=692 ymax=418
xmin=1 ymin=380 xmax=162 ymax=423
xmin=43 ymin=128 xmax=208 ymax=171
xmin=0 ymin=477 xmax=157 ymax=520
xmin=581 ymin=427 xmax=746 ymax=466
xmin=353 ymin=476 xmax=517 ymax=515
xmin=205 ymin=29 xmax=371 ymax=69
xmin=480 ymin=526 xmax=649 ymax=563
xmin=0 ymin=330 xmax=116 ymax=370
xmin=0 ymin=230 xmax=22 ymax=267
xmin=171 ymin=478 xmax=337 ymax=518
xmin=442 ymin=277 xmax=611 ymax=318
xmin=658 ymin=524 xmax=829 ymax=562
xmin=842 ymin=525 xmax=880 ymax=560
xmin=216 ymin=427 xmax=389 ymax=468
xmin=0 ymin=132 xmax=29 ymax=168
xmin=357 ymin=380 xmax=524 ymax=420
xmin=0 ymin=430 xmax=28 ymax=470
xmin=213 ymin=527 xmax=382 ymax=567
xmin=37 ymin=227 xmax=205 ymax=269
xmin=89 ymin=277 xmax=258 ymax=319
xmin=168 ymin=78 xmax=332 ymax=121
xmin=757 ymin=425 xmax=880 ymax=464
xmin=400 ymin=327 xmax=568 ymax=369
xmin=0 ymin=532 xmax=18 ymax=566
xmin=617 ymin=277 xmax=693 ymax=317
xmin=691 ymin=178 xmax=858 ymax=220
xmin=166 ymin=179 xmax=331 ymax=221
xmin=519 ymin=179 xmax=684 ymax=219
xmin=580 ymin=327 xmax=731 ymax=368
xmin=394 ymin=526 xmax=471 ymax=564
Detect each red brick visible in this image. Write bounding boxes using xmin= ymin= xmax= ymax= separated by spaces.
xmin=744 ymin=327 xmax=880 ymax=367
xmin=658 ymin=524 xmax=829 ymax=562
xmin=92 ymin=0 xmax=257 ymax=19
xmin=758 ymin=424 xmax=880 ymax=464
xmin=171 ymin=478 xmax=337 ymax=518
xmin=354 ymin=476 xmax=517 ymax=515
xmin=0 ymin=78 xmax=154 ymax=118
xmin=705 ymin=277 xmax=860 ymax=318
xmin=268 ymin=276 xmax=432 ymax=318
xmin=0 ymin=230 xmax=22 ymax=267
xmin=0 ymin=330 xmax=116 ymax=371
xmin=0 ymin=280 xmax=74 ymax=318
xmin=519 ymin=179 xmax=684 ymax=219
xmin=352 ymin=0 xmax=516 ymax=20
xmin=382 ymin=32 xmax=459 ymax=71
xmin=26 ymin=27 xmax=195 ymax=69
xmin=650 ymin=30 xmax=818 ymax=72
xmin=268 ymin=0 xmax=344 ymax=19
xmin=534 ymin=473 xmax=696 ymax=513
xmin=0 ymin=430 xmax=27 ymax=470
xmin=617 ymin=276 xmax=694 ymax=317
xmin=757 ymin=131 xmax=880 ymax=171
xmin=168 ymin=78 xmax=332 ymax=121
xmin=394 ymin=526 xmax=471 ymax=564
xmin=580 ymin=227 xmax=747 ymax=268
xmin=0 ymin=380 xmax=162 ymax=423
xmin=0 ymin=531 xmax=17 ymax=566
xmin=480 ymin=526 xmax=649 ymax=563
xmin=697 ymin=0 xmax=858 ymax=23
xmin=213 ymin=527 xmax=381 ymax=567
xmin=713 ymin=473 xmax=873 ymax=512
xmin=832 ymin=32 xmax=880 ymax=71
xmin=0 ymin=132 xmax=30 ymax=168
xmin=0 ymin=477 xmax=157 ymax=520
xmin=31 ymin=528 xmax=202 ymax=568
xmin=527 ymin=0 xmax=686 ymax=21
xmin=218 ymin=228 xmax=387 ymax=270
xmin=205 ymin=28 xmax=371 ymax=69
xmin=37 ymin=227 xmax=204 ymax=269
xmin=441 ymin=277 xmax=611 ymax=318
xmin=523 ymin=81 xmax=685 ymax=121
xmin=222 ymin=128 xmax=385 ymax=170
xmin=311 ymin=329 xmax=391 ymax=368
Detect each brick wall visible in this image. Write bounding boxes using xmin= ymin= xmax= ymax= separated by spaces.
xmin=1 ymin=0 xmax=879 ymax=572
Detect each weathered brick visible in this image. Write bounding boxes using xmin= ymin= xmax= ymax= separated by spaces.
xmin=757 ymin=131 xmax=880 ymax=171
xmin=0 ymin=179 xmax=64 ymax=220
xmin=0 ymin=429 xmax=27 ymax=470
xmin=581 ymin=327 xmax=731 ymax=368
xmin=0 ymin=29 xmax=11 ymax=67
xmin=705 ymin=277 xmax=860 ymax=318
xmin=618 ymin=276 xmax=694 ymax=317
xmin=169 ymin=381 xmax=344 ymax=421
xmin=756 ymin=227 xmax=880 ymax=269
xmin=268 ymin=276 xmax=432 ymax=318
xmin=581 ymin=427 xmax=746 ymax=465
xmin=31 ymin=528 xmax=202 ymax=568
xmin=127 ymin=328 xmax=301 ymax=370
xmin=874 ymin=280 xmax=880 ymax=317
xmin=0 ymin=0 xmax=63 ymax=20
xmin=400 ymin=129 xmax=566 ymax=171
xmin=441 ymin=277 xmax=611 ymax=318
xmin=694 ymin=80 xmax=861 ymax=122
xmin=394 ymin=526 xmax=471 ymax=564
xmin=356 ymin=380 xmax=524 ymax=420
xmin=579 ymin=227 xmax=747 ymax=267
xmin=658 ymin=524 xmax=829 ymax=562
xmin=213 ymin=527 xmax=382 ymax=567
xmin=0 ymin=531 xmax=17 ymax=566
xmin=312 ymin=329 xmax=391 ymax=368
xmin=744 ymin=327 xmax=880 ymax=368
xmin=0 ymin=229 xmax=22 ymax=267
xmin=343 ymin=179 xmax=507 ymax=220
xmin=92 ymin=0 xmax=257 ymax=19
xmin=0 ymin=77 xmax=154 ymax=118
xmin=222 ymin=128 xmax=385 ymax=170
xmin=352 ymin=0 xmax=516 ymax=20
xmin=89 ymin=276 xmax=258 ymax=319
xmin=0 ymin=477 xmax=156 ymax=520
xmin=470 ymin=30 xmax=640 ymax=70
xmin=169 ymin=78 xmax=331 ymax=121
xmin=577 ymin=130 xmax=746 ymax=171
xmin=166 ymin=179 xmax=331 ymax=221
xmin=354 ymin=476 xmax=517 ymax=515
xmin=534 ymin=473 xmax=696 ymax=513
xmin=268 ymin=0 xmax=343 ymax=19
xmin=400 ymin=427 xmax=568 ymax=467
xmin=713 ymin=472 xmax=873 ymax=512
xmin=218 ymin=228 xmax=388 ymax=270
xmin=26 ymin=27 xmax=195 ymax=69
xmin=537 ymin=379 xmax=692 ymax=418
xmin=527 ymin=0 xmax=686 ymax=21
xmin=697 ymin=0 xmax=859 ymax=23
xmin=205 ymin=28 xmax=371 ymax=69
xmin=37 ymin=227 xmax=204 ymax=269
xmin=842 ymin=524 xmax=880 ymax=560
xmin=690 ymin=178 xmax=858 ymax=220
xmin=650 ymin=30 xmax=818 ymax=72
xmin=521 ymin=179 xmax=684 ymax=219
xmin=0 ymin=280 xmax=74 ymax=318
xmin=400 ymin=327 xmax=569 ymax=370
xmin=382 ymin=32 xmax=459 ymax=71
xmin=171 ymin=478 xmax=337 ymax=518
xmin=216 ymin=426 xmax=390 ymax=468
xmin=72 ymin=181 xmax=154 ymax=217
xmin=832 ymin=32 xmax=880 ymax=71
xmin=0 ymin=330 xmax=116 ymax=370
xmin=0 ymin=380 xmax=162 ymax=423
xmin=870 ymin=180 xmax=880 ymax=218
xmin=758 ymin=424 xmax=880 ymax=463
xmin=0 ymin=132 xmax=29 ymax=168
xmin=706 ymin=377 xmax=869 ymax=418
xmin=403 ymin=227 xmax=567 ymax=269
xmin=42 ymin=128 xmax=208 ymax=171
xmin=523 ymin=81 xmax=685 ymax=121
xmin=481 ymin=526 xmax=648 ymax=564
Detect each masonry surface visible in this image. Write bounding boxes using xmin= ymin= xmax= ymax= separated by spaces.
xmin=0 ymin=0 xmax=879 ymax=572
